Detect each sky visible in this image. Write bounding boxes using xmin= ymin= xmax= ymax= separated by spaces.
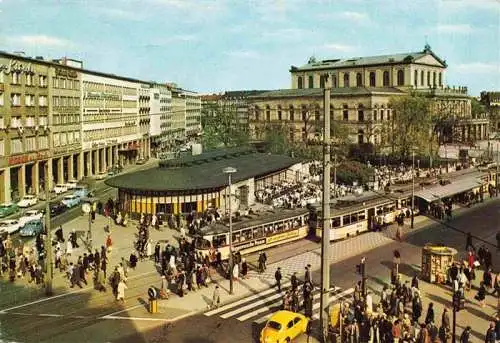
xmin=0 ymin=0 xmax=498 ymax=96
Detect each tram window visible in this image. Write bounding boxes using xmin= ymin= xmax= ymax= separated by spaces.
xmin=253 ymin=227 xmax=265 ymax=239
xmin=213 ymin=235 xmax=227 ymax=248
xmin=343 ymin=215 xmax=351 ymax=225
xmin=350 ymin=213 xmax=358 ymax=223
xmin=195 ymin=238 xmax=211 ymax=249
xmin=357 ymin=211 xmax=366 ymax=221
xmin=241 ymin=229 xmax=252 ymax=242
xmin=232 ymin=232 xmax=240 ymax=243
xmin=331 ymin=217 xmax=341 ymax=228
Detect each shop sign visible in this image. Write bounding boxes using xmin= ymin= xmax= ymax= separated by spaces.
xmin=266 ymin=229 xmax=299 ymax=244
xmin=0 ymin=59 xmax=34 ymax=75
xmin=55 ymin=68 xmax=78 ymax=78
xmin=8 ymin=151 xmax=50 ymax=166
xmin=234 ymin=238 xmax=266 ymax=251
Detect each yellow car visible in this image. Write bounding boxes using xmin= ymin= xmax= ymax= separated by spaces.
xmin=260 ymin=310 xmax=310 ymax=343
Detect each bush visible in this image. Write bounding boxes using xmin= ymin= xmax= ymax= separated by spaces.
xmin=335 ymin=161 xmax=374 ymax=185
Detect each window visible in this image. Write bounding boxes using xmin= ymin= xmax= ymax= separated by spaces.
xmin=358 ymin=104 xmax=364 ymax=122
xmin=369 ymin=72 xmax=376 ymax=87
xmin=39 ymin=75 xmax=47 ymax=87
xmin=25 ymin=94 xmax=35 ymax=107
xmin=10 ymin=93 xmax=21 ymax=106
xmin=53 ymin=133 xmax=60 ymax=147
xmin=12 ymin=72 xmax=20 ymax=85
xmin=308 ymin=75 xmax=314 ymax=88
xmin=397 ymin=70 xmax=404 ymax=86
xmin=25 ymin=137 xmax=36 ymax=152
xmin=433 ymin=71 xmax=436 ymax=87
xmin=320 ymin=75 xmax=326 ymax=88
xmin=10 ymin=138 xmax=23 ymax=154
xmin=343 ymin=73 xmax=350 ymax=87
xmin=421 ymin=70 xmax=424 ymax=86
xmin=439 ymin=72 xmax=442 ymax=86
xmin=25 ymin=116 xmax=35 ymax=127
xmin=301 ymin=105 xmax=308 ymax=121
xmin=297 ymin=76 xmax=303 ymax=89
xmin=0 ymin=140 xmax=4 ymax=156
xmin=414 ymin=70 xmax=418 ymax=87
xmin=314 ymin=107 xmax=320 ymax=122
xmin=373 ymin=109 xmax=378 ymax=121
xmin=39 ymin=116 xmax=48 ymax=126
xmin=343 ymin=215 xmax=351 ymax=225
xmin=332 ymin=74 xmax=337 ymax=88
xmin=380 ymin=109 xmax=385 ymax=121
xmin=26 ymin=73 xmax=33 ymax=86
xmin=343 ymin=104 xmax=348 ymax=121
xmin=53 ymin=77 xmax=58 ymax=88
xmin=289 ymin=105 xmax=294 ymax=121
xmin=277 ymin=106 xmax=282 ymax=121
xmin=287 ymin=321 xmax=294 ymax=329
xmin=383 ymin=71 xmax=390 ymax=86
xmin=358 ymin=129 xmax=364 ymax=144
xmin=265 ymin=105 xmax=271 ymax=121
xmin=427 ymin=71 xmax=431 ymax=86
xmin=356 ymin=73 xmax=362 ymax=87
xmin=39 ymin=95 xmax=47 ymax=107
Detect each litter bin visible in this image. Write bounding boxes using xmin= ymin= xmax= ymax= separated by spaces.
xmin=148 ymin=286 xmax=159 ymax=314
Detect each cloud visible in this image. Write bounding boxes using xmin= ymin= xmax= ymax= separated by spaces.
xmin=144 ymin=34 xmax=198 ymax=48
xmin=225 ymin=50 xmax=261 ymax=59
xmin=319 ymin=11 xmax=369 ymax=23
xmin=95 ymin=8 xmax=143 ymax=21
xmin=14 ymin=35 xmax=72 ymax=47
xmin=439 ymin=0 xmax=500 ymax=10
xmin=435 ymin=24 xmax=474 ymax=34
xmin=321 ymin=43 xmax=356 ymax=53
xmin=454 ymin=62 xmax=500 ymax=74
xmin=262 ymin=28 xmax=309 ymax=41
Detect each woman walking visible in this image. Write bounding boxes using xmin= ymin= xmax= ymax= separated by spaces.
xmin=116 ymin=279 xmax=127 ymax=303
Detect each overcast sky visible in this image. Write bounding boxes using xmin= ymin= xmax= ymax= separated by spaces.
xmin=0 ymin=0 xmax=498 ymax=95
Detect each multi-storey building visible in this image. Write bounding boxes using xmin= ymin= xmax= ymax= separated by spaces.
xmin=184 ymin=89 xmax=202 ymax=137
xmin=0 ymin=53 xmax=51 ymax=202
xmin=81 ymin=71 xmax=150 ymax=177
xmin=249 ymin=45 xmax=488 ymax=146
xmin=168 ymin=85 xmax=201 ymax=142
xmin=480 ymin=91 xmax=500 ymax=132
xmin=149 ymin=83 xmax=172 ymax=155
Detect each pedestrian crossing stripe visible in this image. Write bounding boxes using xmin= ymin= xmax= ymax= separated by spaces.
xmin=205 ymin=283 xmax=354 ymax=324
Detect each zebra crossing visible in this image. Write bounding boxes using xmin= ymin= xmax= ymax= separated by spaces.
xmin=204 ymin=281 xmax=354 ymax=324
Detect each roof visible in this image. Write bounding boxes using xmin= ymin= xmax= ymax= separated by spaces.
xmin=105 ymin=148 xmax=302 ymax=192
xmin=291 ymin=46 xmax=446 ymax=72
xmin=415 ymin=177 xmax=485 ymax=202
xmin=249 ymin=87 xmax=404 ymax=99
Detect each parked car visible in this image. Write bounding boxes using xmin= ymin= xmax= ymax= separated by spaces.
xmin=17 ymin=195 xmax=38 ymax=208
xmin=0 ymin=219 xmax=21 ymax=234
xmin=50 ymin=202 xmax=67 ymax=217
xmin=18 ymin=209 xmax=44 ymax=227
xmin=260 ymin=311 xmax=309 ymax=343
xmin=0 ymin=202 xmax=19 ymax=218
xmin=74 ymin=186 xmax=92 ymax=199
xmin=53 ymin=184 xmax=68 ymax=194
xmin=61 ymin=194 xmax=81 ymax=208
xmin=65 ymin=180 xmax=79 ymax=190
xmin=19 ymin=220 xmax=44 ymax=237
xmin=94 ymin=173 xmax=107 ymax=180
xmin=136 ymin=158 xmax=147 ymax=165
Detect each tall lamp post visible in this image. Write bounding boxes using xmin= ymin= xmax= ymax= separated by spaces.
xmin=223 ymin=166 xmax=237 ymax=295
xmin=44 ymin=163 xmax=53 ymax=296
xmin=411 ymin=151 xmax=415 ymax=229
xmin=82 ymin=202 xmax=92 ymax=251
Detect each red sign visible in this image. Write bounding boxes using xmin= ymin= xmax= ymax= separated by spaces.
xmin=8 ymin=151 xmax=50 ymax=166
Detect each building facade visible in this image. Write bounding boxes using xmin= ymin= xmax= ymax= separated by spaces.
xmin=184 ymin=89 xmax=202 ymax=138
xmin=149 ymin=83 xmax=173 ymax=155
xmin=481 ymin=91 xmax=500 ymax=132
xmin=249 ymin=45 xmax=488 ymax=148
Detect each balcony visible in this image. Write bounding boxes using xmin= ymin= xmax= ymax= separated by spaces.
xmin=416 ymin=85 xmax=468 ymax=98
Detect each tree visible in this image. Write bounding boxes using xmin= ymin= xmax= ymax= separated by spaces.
xmin=389 ymin=94 xmax=432 ymax=158
xmin=201 ymin=100 xmax=249 ymax=150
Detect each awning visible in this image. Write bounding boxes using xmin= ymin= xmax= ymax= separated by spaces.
xmin=415 ymin=178 xmax=485 ymax=202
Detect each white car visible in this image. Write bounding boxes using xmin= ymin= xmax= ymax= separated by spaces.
xmin=61 ymin=194 xmax=81 ymax=208
xmin=94 ymin=173 xmax=107 ymax=180
xmin=65 ymin=180 xmax=79 ymax=190
xmin=0 ymin=219 xmax=21 ymax=234
xmin=17 ymin=195 xmax=38 ymax=208
xmin=18 ymin=209 xmax=44 ymax=227
xmin=53 ymin=183 xmax=68 ymax=194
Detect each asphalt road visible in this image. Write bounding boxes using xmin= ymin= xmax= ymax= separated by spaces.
xmin=0 ymin=199 xmax=496 ymax=342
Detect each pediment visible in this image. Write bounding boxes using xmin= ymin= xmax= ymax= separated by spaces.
xmin=414 ymin=54 xmax=446 ymax=67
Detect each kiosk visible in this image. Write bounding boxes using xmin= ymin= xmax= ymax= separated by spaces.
xmin=421 ymin=244 xmax=457 ymax=283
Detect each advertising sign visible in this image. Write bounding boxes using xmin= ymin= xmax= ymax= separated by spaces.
xmin=266 ymin=229 xmax=299 ymax=244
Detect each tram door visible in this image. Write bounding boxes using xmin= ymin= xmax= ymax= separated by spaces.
xmin=367 ymin=208 xmax=375 ymax=231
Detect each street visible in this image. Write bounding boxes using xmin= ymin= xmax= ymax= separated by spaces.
xmin=0 ymin=198 xmax=497 ymax=342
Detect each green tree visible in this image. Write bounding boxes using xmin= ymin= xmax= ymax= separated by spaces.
xmin=389 ymin=94 xmax=432 ymax=158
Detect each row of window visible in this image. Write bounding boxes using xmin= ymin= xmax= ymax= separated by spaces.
xmin=52 ymin=77 xmax=80 ymax=90
xmin=53 ymin=96 xmax=80 ymax=107
xmin=53 ymin=131 xmax=80 ymax=147
xmin=0 ymin=72 xmax=48 ymax=87
xmin=53 ymin=114 xmax=79 ymax=125
xmin=3 ymin=116 xmax=48 ymax=128
xmin=0 ymin=93 xmax=48 ymax=107
xmin=83 ymin=126 xmax=136 ymax=141
xmin=2 ymin=136 xmax=49 ymax=155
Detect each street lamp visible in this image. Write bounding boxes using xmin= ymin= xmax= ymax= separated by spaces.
xmin=82 ymin=202 xmax=92 ymax=250
xmin=411 ymin=151 xmax=415 ymax=229
xmin=44 ymin=163 xmax=53 ymax=296
xmin=223 ymin=166 xmax=237 ymax=295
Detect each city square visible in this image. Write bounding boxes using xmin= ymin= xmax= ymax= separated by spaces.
xmin=0 ymin=1 xmax=499 ymax=342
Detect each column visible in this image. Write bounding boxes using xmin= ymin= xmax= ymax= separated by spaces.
xmin=77 ymin=152 xmax=84 ymax=180
xmin=94 ymin=149 xmax=100 ymax=174
xmin=86 ymin=151 xmax=92 ymax=177
xmin=18 ymin=164 xmax=26 ymax=198
xmin=102 ymin=148 xmax=107 ymax=172
xmin=107 ymin=147 xmax=112 ymax=168
xmin=0 ymin=168 xmax=11 ymax=203
xmin=67 ymin=155 xmax=74 ymax=181
xmin=31 ymin=161 xmax=39 ymax=196
xmin=114 ymin=146 xmax=119 ymax=166
xmin=147 ymin=138 xmax=151 ymax=158
xmin=46 ymin=158 xmax=53 ymax=192
xmin=57 ymin=157 xmax=64 ymax=184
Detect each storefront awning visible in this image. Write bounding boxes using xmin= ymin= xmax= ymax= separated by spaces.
xmin=415 ymin=178 xmax=485 ymax=202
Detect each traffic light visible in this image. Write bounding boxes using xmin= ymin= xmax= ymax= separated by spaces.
xmin=356 ymin=257 xmax=366 ymax=275
xmin=453 ymin=291 xmax=465 ymax=311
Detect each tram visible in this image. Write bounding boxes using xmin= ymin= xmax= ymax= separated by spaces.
xmin=194 ymin=208 xmax=310 ymax=259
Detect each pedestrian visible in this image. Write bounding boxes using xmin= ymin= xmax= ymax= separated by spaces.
xmin=304 ymin=265 xmax=312 ymax=285
xmin=258 ymin=253 xmax=265 ymax=273
xmin=129 ymin=251 xmax=138 ymax=269
xmin=485 ymin=322 xmax=496 ymax=343
xmin=241 ymin=258 xmax=248 ymax=279
xmin=154 ymin=242 xmax=161 ymax=264
xmin=291 ymin=272 xmax=298 ymax=291
xmin=160 ymin=275 xmax=169 ymax=299
xmin=94 ymin=268 xmax=106 ymax=292
xmin=210 ymin=285 xmax=220 ymax=309
xmin=425 ymin=302 xmax=435 ymax=325
xmin=475 ymin=282 xmax=487 ymax=307
xmin=275 ymin=267 xmax=282 ymax=292
xmin=66 ymin=239 xmax=73 ymax=256
xmin=465 ymin=232 xmax=474 ymax=251
xmin=105 ymin=235 xmax=113 ymax=254
xmin=116 ymin=279 xmax=127 ymax=302
xmin=459 ymin=326 xmax=471 ymax=343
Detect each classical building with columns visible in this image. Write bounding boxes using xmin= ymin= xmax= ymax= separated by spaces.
xmin=249 ymin=45 xmax=489 ymax=147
